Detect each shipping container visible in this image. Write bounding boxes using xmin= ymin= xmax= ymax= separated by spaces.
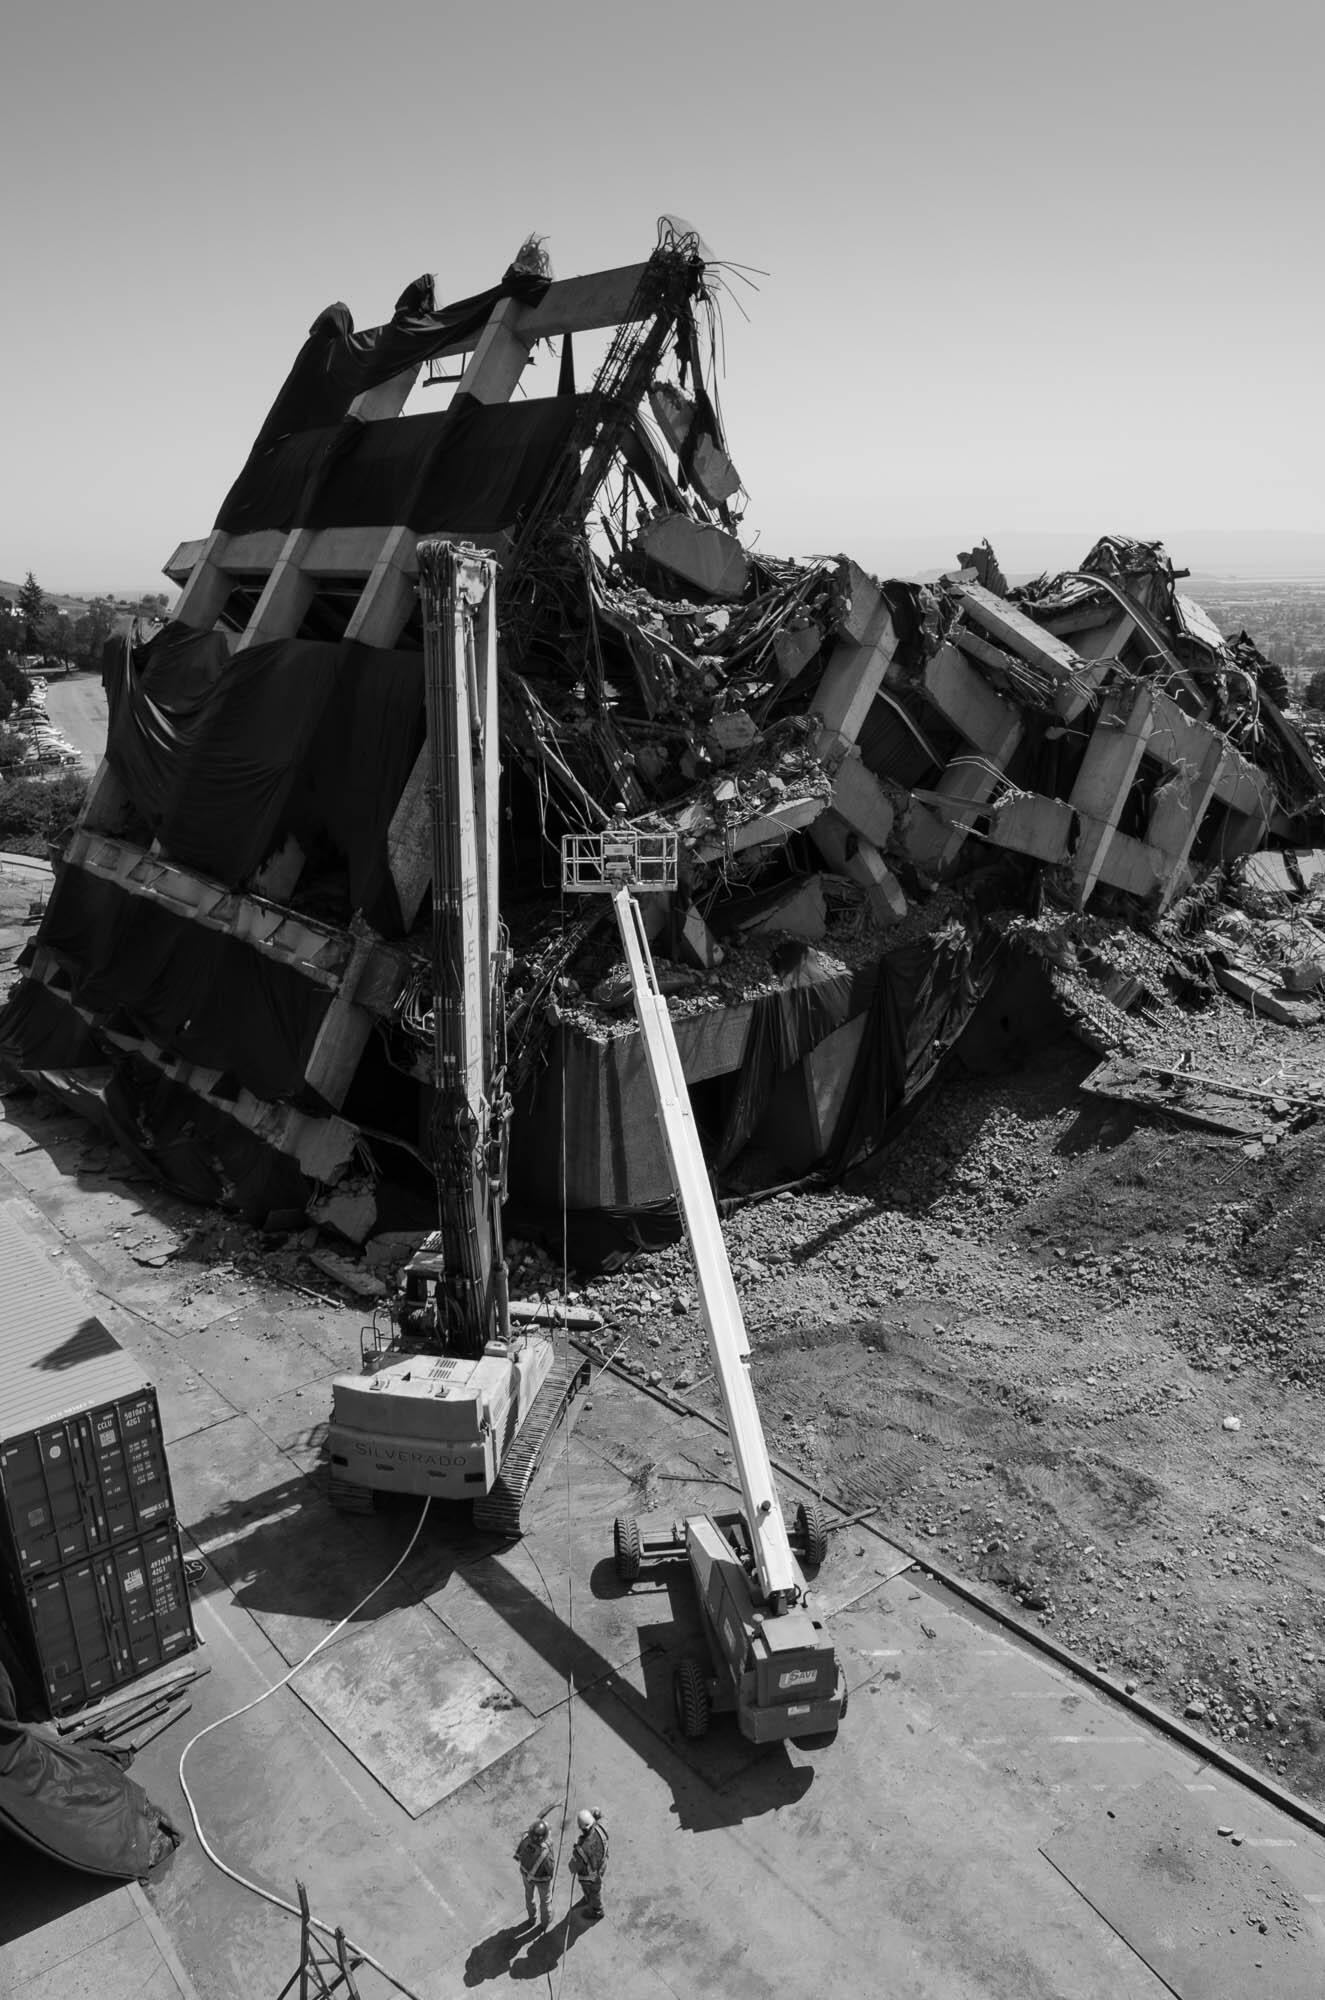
xmin=0 ymin=1207 xmax=181 ymax=1576
xmin=6 ymin=1522 xmax=196 ymax=1716
xmin=1 ymin=1388 xmax=175 ymax=1577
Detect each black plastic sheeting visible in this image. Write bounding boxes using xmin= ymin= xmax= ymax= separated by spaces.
xmin=820 ymin=921 xmax=1001 ymax=1175
xmin=249 ymin=265 xmax=551 ymax=453
xmin=105 ymin=624 xmax=424 ymax=933
xmin=0 ymin=995 xmax=313 ymax=1221
xmin=0 ymin=1659 xmax=180 ymax=1881
xmin=38 ymin=867 xmax=331 ymax=1106
xmin=217 ymin=395 xmax=582 ymax=540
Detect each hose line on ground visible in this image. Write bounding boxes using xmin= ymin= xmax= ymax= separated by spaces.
xmin=177 ymin=1497 xmax=433 ymax=2000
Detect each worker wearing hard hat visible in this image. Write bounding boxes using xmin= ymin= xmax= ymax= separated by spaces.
xmin=514 ymin=1817 xmax=555 ymax=1930
xmin=568 ymin=1806 xmax=609 ymax=1920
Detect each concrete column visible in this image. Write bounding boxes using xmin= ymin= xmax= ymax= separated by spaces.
xmin=235 ymin=530 xmax=316 ymax=650
xmin=810 ymin=811 xmax=907 ymax=923
xmin=342 ymin=526 xmax=418 ymax=647
xmin=455 ymin=298 xmax=533 ymax=405
xmin=812 ymin=593 xmax=899 ymax=743
xmin=302 ymin=929 xmax=378 ymax=1108
xmin=171 ymin=529 xmax=236 ymax=631
xmin=1068 ymin=685 xmax=1156 ymax=906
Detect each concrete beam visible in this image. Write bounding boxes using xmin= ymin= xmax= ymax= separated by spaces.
xmin=985 ymin=793 xmax=1074 ymax=865
xmin=955 ymin=581 xmax=1085 ymax=687
xmin=64 ymin=833 xmax=352 ymax=985
xmin=904 ymin=759 xmax=1007 ymax=876
xmin=692 ymin=792 xmax=825 ymax=862
xmin=1087 ymin=825 xmax=1167 ymax=900
xmin=433 ymin=264 xmax=654 ymax=366
xmin=922 ymin=643 xmax=1024 ymax=759
xmin=29 ymin=967 xmax=358 ymax=1182
xmin=164 ymin=538 xmax=209 ymax=586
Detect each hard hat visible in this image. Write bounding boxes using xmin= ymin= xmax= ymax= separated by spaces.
xmin=531 ymin=1820 xmax=549 ymax=1838
xmin=576 ymin=1808 xmax=595 ymax=1830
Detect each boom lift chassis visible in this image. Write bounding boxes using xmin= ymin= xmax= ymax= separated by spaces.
xmin=563 ymin=815 xmax=845 ymax=1744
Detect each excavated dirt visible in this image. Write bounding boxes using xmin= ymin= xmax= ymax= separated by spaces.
xmin=562 ymin=1033 xmax=1325 ymax=1808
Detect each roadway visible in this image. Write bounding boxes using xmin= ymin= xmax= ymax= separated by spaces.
xmin=40 ymin=670 xmax=108 ymax=769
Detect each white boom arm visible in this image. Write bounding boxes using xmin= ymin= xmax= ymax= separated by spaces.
xmin=608 ymin=886 xmax=802 ymax=1610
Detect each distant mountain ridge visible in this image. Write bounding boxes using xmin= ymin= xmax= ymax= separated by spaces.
xmin=863 ymin=530 xmax=1325 ymax=585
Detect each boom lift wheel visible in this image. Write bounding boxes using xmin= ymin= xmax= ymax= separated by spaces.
xmin=795 ymin=1498 xmax=829 ymax=1568
xmin=674 ymin=1656 xmax=710 ymax=1739
xmin=613 ymin=1514 xmax=642 ymax=1583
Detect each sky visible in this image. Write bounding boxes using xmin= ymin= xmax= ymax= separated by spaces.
xmin=3 ymin=0 xmax=1322 ymax=593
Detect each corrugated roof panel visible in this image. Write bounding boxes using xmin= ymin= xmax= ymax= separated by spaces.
xmin=0 ymin=1206 xmax=145 ymax=1442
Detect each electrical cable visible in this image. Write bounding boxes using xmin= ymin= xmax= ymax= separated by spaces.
xmin=176 ymin=1498 xmax=434 ymax=2000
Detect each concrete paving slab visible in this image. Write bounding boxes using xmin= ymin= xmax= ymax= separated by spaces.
xmin=293 ymin=1602 xmax=540 ymax=1815
xmin=246 ymin=1373 xmax=336 ymax=1468
xmin=0 ymin=1845 xmax=134 ymax=1969
xmin=168 ymin=1415 xmax=467 ymax=1666
xmin=7 ymin=1907 xmax=186 ymax=2000
xmin=106 ymin=1313 xmax=235 ymax=1446
xmin=1044 ymin=1769 xmax=1324 ymax=1998
xmin=426 ymin=1525 xmax=647 ymax=1717
xmin=98 ymin=1270 xmax=249 ymax=1334
xmin=171 ymin=1307 xmax=343 ymax=1407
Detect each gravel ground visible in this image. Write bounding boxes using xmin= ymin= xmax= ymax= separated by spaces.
xmin=539 ymin=1027 xmax=1325 ymax=1807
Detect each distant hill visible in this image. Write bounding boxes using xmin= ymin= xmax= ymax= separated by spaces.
xmin=0 ymin=579 xmax=173 ymax=613
xmin=864 ymin=529 xmax=1325 ymax=586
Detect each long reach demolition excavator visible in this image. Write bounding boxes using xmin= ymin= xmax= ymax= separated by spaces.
xmin=325 ymin=544 xmax=588 ymax=1534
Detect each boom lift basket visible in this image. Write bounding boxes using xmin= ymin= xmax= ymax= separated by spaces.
xmin=561 ymin=824 xmax=678 ymax=894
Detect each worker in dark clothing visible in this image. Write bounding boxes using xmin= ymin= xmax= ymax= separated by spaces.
xmin=514 ymin=1817 xmax=555 ymax=1929
xmin=568 ymin=1805 xmax=609 ymax=1919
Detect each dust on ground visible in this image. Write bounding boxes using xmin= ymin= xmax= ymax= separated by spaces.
xmin=570 ymin=1033 xmax=1325 ymax=1806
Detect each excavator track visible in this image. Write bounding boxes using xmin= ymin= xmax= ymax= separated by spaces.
xmin=473 ymin=1342 xmax=592 ymax=1537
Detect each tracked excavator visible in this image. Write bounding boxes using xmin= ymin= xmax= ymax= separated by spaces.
xmin=326 ymin=543 xmax=588 ymax=1533
xmin=563 ymin=817 xmax=846 ymax=1744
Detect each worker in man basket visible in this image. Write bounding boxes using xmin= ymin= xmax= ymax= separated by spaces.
xmin=568 ymin=1806 xmax=609 ymax=1920
xmin=514 ymin=1817 xmax=555 ymax=1930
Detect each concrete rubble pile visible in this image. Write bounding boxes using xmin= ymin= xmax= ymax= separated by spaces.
xmin=1 ymin=227 xmax=1323 ymax=1258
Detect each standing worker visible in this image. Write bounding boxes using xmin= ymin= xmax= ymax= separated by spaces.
xmin=568 ymin=1805 xmax=609 ymax=1920
xmin=514 ymin=1817 xmax=555 ymax=1930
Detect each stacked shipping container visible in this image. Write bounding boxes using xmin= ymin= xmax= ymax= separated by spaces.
xmin=0 ymin=1208 xmax=195 ymax=1716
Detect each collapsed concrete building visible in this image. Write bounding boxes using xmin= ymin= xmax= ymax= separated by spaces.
xmin=2 ymin=224 xmax=1322 ymax=1252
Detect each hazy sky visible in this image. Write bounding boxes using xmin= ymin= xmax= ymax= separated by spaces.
xmin=3 ymin=0 xmax=1322 ymax=591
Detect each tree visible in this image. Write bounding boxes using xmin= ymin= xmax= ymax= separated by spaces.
xmin=73 ymin=596 xmax=118 ymax=670
xmin=17 ymin=572 xmax=49 ymax=656
xmin=1305 ymin=668 xmax=1325 ymax=712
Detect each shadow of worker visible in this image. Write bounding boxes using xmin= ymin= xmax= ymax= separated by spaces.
xmin=463 ymin=1920 xmax=534 ymax=1986
xmin=509 ymin=1904 xmax=599 ymax=1981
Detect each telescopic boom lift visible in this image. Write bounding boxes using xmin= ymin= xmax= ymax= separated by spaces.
xmin=563 ymin=814 xmax=845 ymax=1743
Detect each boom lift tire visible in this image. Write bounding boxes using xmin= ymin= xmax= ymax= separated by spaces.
xmin=795 ymin=1498 xmax=829 ymax=1568
xmin=674 ymin=1657 xmax=710 ymax=1739
xmin=613 ymin=1514 xmax=642 ymax=1584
